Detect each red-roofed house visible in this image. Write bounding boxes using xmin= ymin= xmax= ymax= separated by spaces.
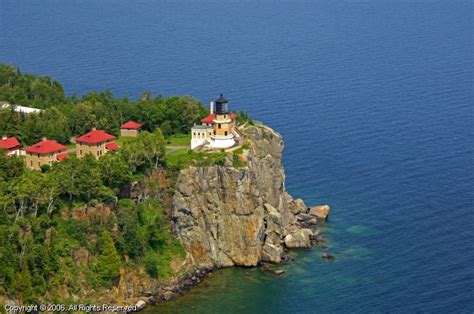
xmin=24 ymin=138 xmax=68 ymax=170
xmin=75 ymin=128 xmax=118 ymax=159
xmin=0 ymin=135 xmax=21 ymax=156
xmin=120 ymin=120 xmax=142 ymax=137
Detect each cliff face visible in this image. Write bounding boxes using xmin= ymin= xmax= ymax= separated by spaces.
xmin=172 ymin=124 xmax=314 ymax=269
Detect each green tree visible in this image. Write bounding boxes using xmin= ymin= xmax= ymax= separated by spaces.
xmin=69 ymin=103 xmax=97 ymax=136
xmin=137 ymin=129 xmax=166 ymax=169
xmin=97 ymin=230 xmax=121 ymax=285
xmin=98 ymin=153 xmax=132 ymax=190
xmin=15 ymin=264 xmax=33 ymax=303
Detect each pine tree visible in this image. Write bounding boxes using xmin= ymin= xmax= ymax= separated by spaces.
xmin=97 ymin=230 xmax=121 ymax=285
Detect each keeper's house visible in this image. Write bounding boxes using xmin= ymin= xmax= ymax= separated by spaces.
xmin=0 ymin=135 xmax=21 ymax=156
xmin=24 ymin=138 xmax=69 ymax=170
xmin=75 ymin=128 xmax=118 ymax=159
xmin=120 ymin=120 xmax=142 ymax=137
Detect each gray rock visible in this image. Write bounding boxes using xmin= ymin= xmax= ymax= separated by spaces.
xmin=135 ymin=300 xmax=146 ymax=311
xmin=262 ymin=242 xmax=283 ymax=263
xmin=296 ymin=213 xmax=313 ymax=221
xmin=162 ymin=291 xmax=175 ymax=301
xmin=284 ymin=229 xmax=313 ymax=248
xmin=290 ymin=198 xmax=307 ymax=215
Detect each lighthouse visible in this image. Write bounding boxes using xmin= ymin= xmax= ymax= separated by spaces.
xmin=210 ymin=94 xmax=235 ymax=149
xmin=190 ymin=94 xmax=237 ymax=150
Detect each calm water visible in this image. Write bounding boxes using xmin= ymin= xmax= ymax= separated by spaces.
xmin=1 ymin=0 xmax=473 ymax=312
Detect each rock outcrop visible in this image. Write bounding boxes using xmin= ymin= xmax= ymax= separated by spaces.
xmin=172 ymin=124 xmax=320 ymax=269
xmin=309 ymin=205 xmax=330 ymax=220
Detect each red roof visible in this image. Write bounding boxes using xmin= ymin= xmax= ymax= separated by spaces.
xmin=120 ymin=121 xmax=142 ymax=130
xmin=56 ymin=153 xmax=69 ymax=161
xmin=201 ymin=113 xmax=236 ymax=124
xmin=25 ymin=139 xmax=66 ymax=155
xmin=0 ymin=137 xmax=20 ymax=151
xmin=105 ymin=142 xmax=119 ymax=151
xmin=75 ymin=129 xmax=116 ymax=144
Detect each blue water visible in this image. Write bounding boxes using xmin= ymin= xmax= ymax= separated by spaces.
xmin=1 ymin=0 xmax=473 ymax=312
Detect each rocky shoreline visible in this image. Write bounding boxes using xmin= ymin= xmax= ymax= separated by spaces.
xmin=134 ymin=212 xmax=331 ymax=312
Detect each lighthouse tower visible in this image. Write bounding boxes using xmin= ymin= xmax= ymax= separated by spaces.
xmin=210 ymin=94 xmax=235 ymax=149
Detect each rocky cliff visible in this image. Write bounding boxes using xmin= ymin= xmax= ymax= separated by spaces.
xmin=172 ymin=124 xmax=322 ymax=269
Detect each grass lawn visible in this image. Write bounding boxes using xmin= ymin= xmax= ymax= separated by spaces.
xmin=166 ymin=134 xmax=191 ymax=147
xmin=165 ymin=149 xmax=227 ymax=169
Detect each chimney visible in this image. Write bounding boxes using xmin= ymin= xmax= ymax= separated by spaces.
xmin=210 ymin=101 xmax=215 ymax=115
xmin=92 ymin=127 xmax=97 ymax=131
xmin=1 ymin=135 xmax=7 ymax=140
xmin=41 ymin=137 xmax=47 ymax=141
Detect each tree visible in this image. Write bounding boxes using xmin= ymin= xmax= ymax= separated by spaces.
xmin=120 ymin=139 xmax=147 ymax=172
xmin=41 ymin=107 xmax=70 ymax=143
xmin=137 ymin=129 xmax=166 ymax=170
xmin=97 ymin=230 xmax=121 ymax=284
xmin=15 ymin=264 xmax=33 ymax=303
xmin=115 ymin=200 xmax=146 ymax=258
xmin=52 ymin=155 xmax=102 ymax=202
xmin=98 ymin=153 xmax=131 ymax=190
xmin=0 ymin=151 xmax=24 ymax=181
xmin=69 ymin=103 xmax=97 ymax=136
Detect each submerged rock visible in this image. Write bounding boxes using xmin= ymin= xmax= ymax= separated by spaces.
xmin=261 ymin=265 xmax=286 ymax=276
xmin=321 ymin=253 xmax=335 ymax=261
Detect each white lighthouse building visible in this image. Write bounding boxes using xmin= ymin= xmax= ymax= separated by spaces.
xmin=191 ymin=94 xmax=236 ymax=150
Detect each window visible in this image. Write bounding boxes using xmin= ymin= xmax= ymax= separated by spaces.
xmin=30 ymin=161 xmax=33 ymax=166
xmin=218 ymin=124 xmax=221 ymax=129
xmin=213 ymin=131 xmax=216 ymax=135
xmin=80 ymin=150 xmax=82 ymax=155
xmin=97 ymin=151 xmax=100 ymax=156
xmin=225 ymin=131 xmax=228 ymax=136
xmin=224 ymin=114 xmax=226 ymax=119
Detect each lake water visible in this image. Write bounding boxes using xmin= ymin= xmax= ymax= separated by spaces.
xmin=1 ymin=0 xmax=473 ymax=312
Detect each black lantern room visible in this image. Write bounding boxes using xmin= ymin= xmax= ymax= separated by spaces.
xmin=215 ymin=94 xmax=229 ymax=114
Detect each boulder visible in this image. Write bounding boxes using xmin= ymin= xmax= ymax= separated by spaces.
xmin=308 ymin=218 xmax=318 ymax=225
xmin=309 ymin=205 xmax=330 ymax=220
xmin=262 ymin=242 xmax=283 ymax=263
xmin=289 ymin=198 xmax=307 ymax=215
xmin=296 ymin=213 xmax=313 ymax=221
xmin=162 ymin=291 xmax=175 ymax=301
xmin=284 ymin=229 xmax=313 ymax=248
xmin=135 ymin=300 xmax=146 ymax=311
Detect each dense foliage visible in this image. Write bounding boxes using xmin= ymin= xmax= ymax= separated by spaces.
xmin=0 ymin=127 xmax=183 ymax=303
xmin=0 ymin=64 xmax=208 ymax=146
xmin=0 ymin=64 xmax=198 ymax=304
